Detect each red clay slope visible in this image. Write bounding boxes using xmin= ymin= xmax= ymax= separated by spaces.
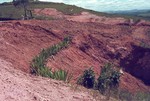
xmin=0 ymin=58 xmax=98 ymax=101
xmin=0 ymin=19 xmax=150 ymax=92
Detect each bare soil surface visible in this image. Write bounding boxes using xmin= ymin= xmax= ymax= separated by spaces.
xmin=0 ymin=8 xmax=150 ymax=100
xmin=0 ymin=19 xmax=150 ymax=92
xmin=34 ymin=8 xmax=128 ymax=25
xmin=0 ymin=58 xmax=98 ymax=101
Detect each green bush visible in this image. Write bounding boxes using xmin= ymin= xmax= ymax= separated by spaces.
xmin=97 ymin=63 xmax=121 ymax=94
xmin=30 ymin=36 xmax=72 ymax=82
xmin=77 ymin=64 xmax=150 ymax=101
xmin=77 ymin=68 xmax=95 ymax=89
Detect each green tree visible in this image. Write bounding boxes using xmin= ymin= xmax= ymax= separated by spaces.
xmin=13 ymin=0 xmax=29 ymax=19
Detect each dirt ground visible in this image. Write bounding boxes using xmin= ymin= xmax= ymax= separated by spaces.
xmin=0 ymin=58 xmax=99 ymax=101
xmin=0 ymin=8 xmax=150 ymax=100
xmin=34 ymin=8 xmax=128 ymax=25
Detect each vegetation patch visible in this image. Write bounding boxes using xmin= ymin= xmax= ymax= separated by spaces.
xmin=1 ymin=1 xmax=150 ymax=21
xmin=118 ymin=90 xmax=150 ymax=101
xmin=77 ymin=68 xmax=95 ymax=89
xmin=30 ymin=36 xmax=72 ymax=82
xmin=77 ymin=63 xmax=122 ymax=100
xmin=97 ymin=63 xmax=121 ymax=94
xmin=34 ymin=15 xmax=55 ymax=20
xmin=78 ymin=63 xmax=150 ymax=101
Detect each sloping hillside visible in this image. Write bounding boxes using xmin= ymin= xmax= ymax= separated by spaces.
xmin=0 ymin=1 xmax=111 ymax=20
xmin=0 ymin=58 xmax=102 ymax=101
xmin=0 ymin=2 xmax=150 ymax=100
xmin=0 ymin=19 xmax=150 ymax=93
xmin=0 ymin=1 xmax=149 ymax=21
xmin=111 ymin=9 xmax=150 ymax=20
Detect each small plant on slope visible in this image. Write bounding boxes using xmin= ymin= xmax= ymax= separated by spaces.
xmin=97 ymin=63 xmax=121 ymax=99
xmin=77 ymin=68 xmax=95 ymax=89
xmin=53 ymin=69 xmax=73 ymax=83
xmin=30 ymin=36 xmax=72 ymax=82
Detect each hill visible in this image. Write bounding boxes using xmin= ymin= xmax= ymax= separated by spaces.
xmin=0 ymin=1 xmax=150 ymax=101
xmin=110 ymin=9 xmax=150 ymax=21
xmin=1 ymin=18 xmax=150 ymax=88
xmin=0 ymin=1 xmax=150 ymax=21
xmin=0 ymin=1 xmax=112 ymax=20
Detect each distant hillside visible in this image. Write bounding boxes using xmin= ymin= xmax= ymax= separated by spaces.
xmin=0 ymin=1 xmax=150 ymax=21
xmin=110 ymin=9 xmax=150 ymax=20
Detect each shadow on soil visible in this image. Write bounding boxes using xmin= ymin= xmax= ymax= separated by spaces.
xmin=120 ymin=45 xmax=150 ymax=85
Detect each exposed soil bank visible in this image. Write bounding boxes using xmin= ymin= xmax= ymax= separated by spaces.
xmin=0 ymin=58 xmax=96 ymax=101
xmin=121 ymin=45 xmax=150 ymax=85
xmin=0 ymin=18 xmax=150 ymax=92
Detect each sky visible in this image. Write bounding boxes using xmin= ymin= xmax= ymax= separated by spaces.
xmin=1 ymin=0 xmax=150 ymax=12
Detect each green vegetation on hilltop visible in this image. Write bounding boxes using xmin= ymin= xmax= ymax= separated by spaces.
xmin=1 ymin=1 xmax=149 ymax=21
xmin=111 ymin=9 xmax=150 ymax=21
xmin=0 ymin=1 xmax=108 ymax=19
xmin=0 ymin=1 xmax=114 ymax=19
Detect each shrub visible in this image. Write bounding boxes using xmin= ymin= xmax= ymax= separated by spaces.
xmin=30 ymin=36 xmax=72 ymax=82
xmin=77 ymin=68 xmax=95 ymax=89
xmin=97 ymin=63 xmax=121 ymax=95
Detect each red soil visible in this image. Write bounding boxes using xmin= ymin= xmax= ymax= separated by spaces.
xmin=0 ymin=8 xmax=150 ymax=93
xmin=0 ymin=58 xmax=97 ymax=101
xmin=33 ymin=8 xmax=128 ymax=25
